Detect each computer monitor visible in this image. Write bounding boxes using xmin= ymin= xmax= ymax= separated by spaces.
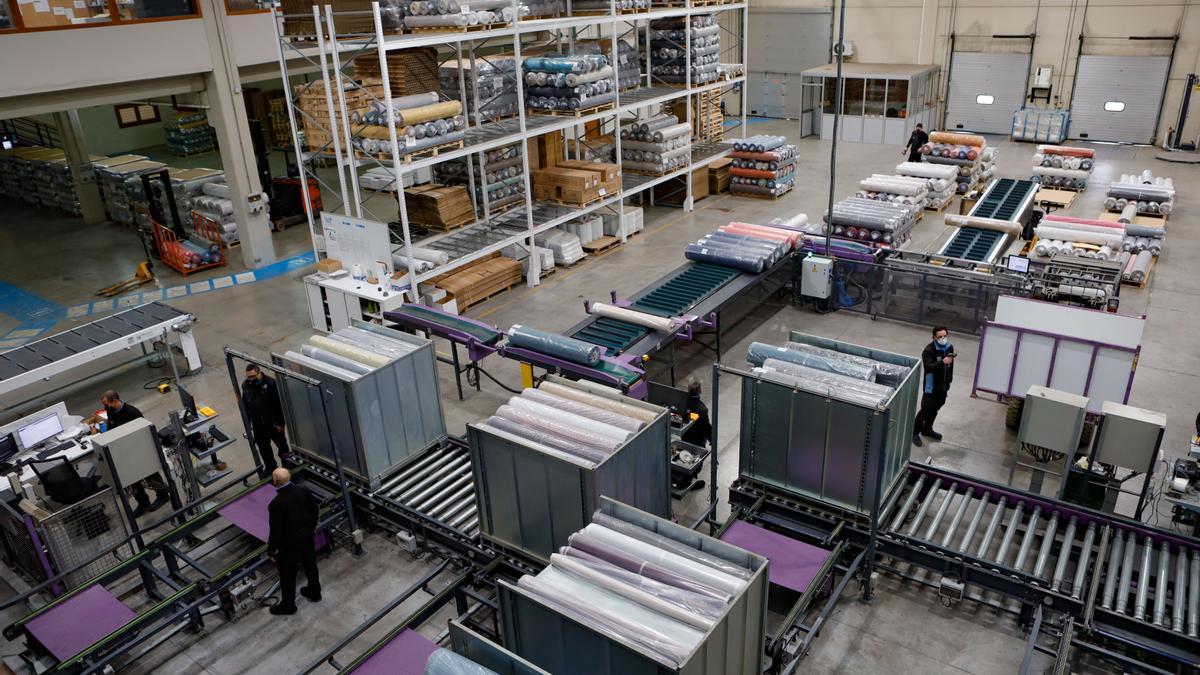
xmin=16 ymin=413 xmax=63 ymax=451
xmin=178 ymin=386 xmax=198 ymax=423
xmin=647 ymin=382 xmax=690 ymax=417
xmin=0 ymin=434 xmax=16 ymax=463
xmin=1006 ymin=255 xmax=1030 ymax=274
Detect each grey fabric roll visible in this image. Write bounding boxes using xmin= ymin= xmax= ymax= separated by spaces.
xmin=300 ymin=344 xmax=373 ymax=375
xmin=684 ymin=242 xmax=764 ymax=273
xmin=1124 ymin=223 xmax=1166 ymax=238
xmin=755 ymin=361 xmax=894 ymax=408
xmin=522 ymin=388 xmax=644 ymax=431
xmin=481 ymin=417 xmax=607 ymax=465
xmin=591 ymin=513 xmax=751 ymax=580
xmin=748 ymin=342 xmax=877 ymax=381
xmin=784 ymin=341 xmax=911 ymax=387
xmin=507 ymin=324 xmax=600 ymax=365
xmin=424 ymin=649 xmax=500 ymax=675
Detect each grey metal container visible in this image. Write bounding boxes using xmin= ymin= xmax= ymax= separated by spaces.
xmin=738 ymin=331 xmax=920 ymax=516
xmin=469 ymin=376 xmax=670 ymax=562
xmin=497 ymin=497 xmax=769 ymax=675
xmin=447 ymin=620 xmax=550 ymax=675
xmin=274 ymin=321 xmax=446 ymax=490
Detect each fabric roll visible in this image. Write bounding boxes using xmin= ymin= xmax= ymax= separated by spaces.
xmin=396 ymin=101 xmax=464 ymax=126
xmin=929 ymin=131 xmax=986 ymax=147
xmin=479 ymin=418 xmax=606 ymax=466
xmin=747 ymin=341 xmax=877 ymax=381
xmin=1033 ymin=225 xmax=1123 ymax=248
xmin=404 ymin=13 xmax=470 ymax=26
xmin=943 ymin=214 xmax=1023 ymax=235
xmin=308 ymin=334 xmax=390 ymax=368
xmin=581 ymin=523 xmax=746 ymax=595
xmin=521 ymin=389 xmax=643 ymax=432
xmin=783 ymin=341 xmax=910 ymax=387
xmin=282 ymin=350 xmax=361 ymax=381
xmin=378 ymin=92 xmax=439 ymax=113
xmin=591 ymin=513 xmax=751 ymax=581
xmin=684 ymin=242 xmax=764 ymax=273
xmin=494 ymin=404 xmax=621 ymax=454
xmin=1124 ymin=222 xmax=1166 ymax=238
xmin=549 ymin=554 xmax=715 ymax=630
xmin=539 ymin=381 xmax=658 ymax=423
xmin=423 ymin=649 xmax=499 ymax=675
xmin=556 ymin=548 xmax=726 ymax=620
xmin=507 ymin=324 xmax=600 ymax=365
xmin=758 ymin=359 xmax=895 ymax=407
xmin=300 ymin=344 xmax=373 ymax=375
xmin=506 ymin=395 xmax=632 ymax=444
xmin=1043 ymin=214 xmax=1125 ymax=231
xmin=1131 ymin=250 xmax=1153 ymax=282
xmin=396 ymin=246 xmax=450 ymax=265
xmin=591 ymin=302 xmax=677 ymax=332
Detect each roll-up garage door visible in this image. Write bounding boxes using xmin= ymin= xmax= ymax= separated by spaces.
xmin=945 ymin=52 xmax=1031 ymax=134
xmin=1069 ymin=55 xmax=1170 ymax=144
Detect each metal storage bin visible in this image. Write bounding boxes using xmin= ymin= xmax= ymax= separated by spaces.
xmin=738 ymin=331 xmax=920 ymax=516
xmin=469 ymin=376 xmax=670 ymax=562
xmin=448 ymin=620 xmax=549 ymax=674
xmin=497 ymin=497 xmax=769 ymax=675
xmin=274 ymin=321 xmax=446 ymax=489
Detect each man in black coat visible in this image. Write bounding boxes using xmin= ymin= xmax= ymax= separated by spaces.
xmin=912 ymin=326 xmax=955 ymax=447
xmin=99 ymin=391 xmax=170 ymax=517
xmin=679 ymin=379 xmax=712 ymax=492
xmin=241 ymin=364 xmax=289 ymax=473
xmin=903 ymin=123 xmax=929 ymax=163
xmin=267 ymin=468 xmax=320 ymax=615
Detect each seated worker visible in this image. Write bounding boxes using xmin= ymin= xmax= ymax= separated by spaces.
xmin=95 ymin=391 xmax=172 ymax=517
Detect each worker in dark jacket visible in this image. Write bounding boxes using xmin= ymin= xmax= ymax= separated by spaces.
xmin=267 ymin=467 xmax=320 ymax=615
xmin=680 ymin=379 xmax=712 ymax=449
xmin=241 ymin=364 xmax=289 ymax=473
xmin=903 ymin=123 xmax=929 ymax=163
xmin=912 ymin=326 xmax=954 ymax=447
xmin=99 ymin=390 xmax=171 ymax=517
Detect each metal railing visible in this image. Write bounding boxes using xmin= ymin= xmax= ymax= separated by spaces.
xmin=0 ymin=117 xmax=61 ymax=148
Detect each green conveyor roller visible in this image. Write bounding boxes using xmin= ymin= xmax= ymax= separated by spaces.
xmin=970 ymin=178 xmax=1037 ymax=221
xmin=942 ymin=227 xmax=1005 ymax=262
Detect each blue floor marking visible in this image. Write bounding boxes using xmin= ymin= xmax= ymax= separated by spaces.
xmin=0 ymin=251 xmax=316 ymax=349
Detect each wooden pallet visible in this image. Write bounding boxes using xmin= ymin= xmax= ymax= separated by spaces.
xmin=730 ymin=188 xmax=791 ymax=201
xmin=529 ymin=101 xmax=616 ymax=117
xmin=539 ymin=193 xmax=607 ymax=208
xmin=925 ymin=198 xmax=953 ymax=213
xmin=1036 ymin=187 xmax=1077 ymax=209
xmin=1105 ymin=207 xmax=1168 ymax=222
xmin=1121 ymin=256 xmax=1156 ymax=289
xmin=455 ymin=279 xmax=521 ymax=311
xmin=407 ymin=21 xmax=509 ymax=34
xmin=915 ymin=210 xmax=925 ymax=222
xmin=625 ymin=168 xmax=670 ymax=177
xmin=582 ymin=235 xmax=621 ymax=255
xmin=355 ymin=139 xmax=465 ymax=164
xmin=1096 ymin=211 xmax=1168 ymax=230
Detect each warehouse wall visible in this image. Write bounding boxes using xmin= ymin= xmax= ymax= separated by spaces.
xmin=752 ymin=0 xmax=1200 ymax=145
xmin=31 ymin=107 xmax=166 ymax=156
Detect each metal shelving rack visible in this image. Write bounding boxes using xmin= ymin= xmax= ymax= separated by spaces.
xmin=273 ymin=0 xmax=748 ymax=293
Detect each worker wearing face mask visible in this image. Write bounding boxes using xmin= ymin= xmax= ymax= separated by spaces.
xmin=912 ymin=326 xmax=954 ymax=447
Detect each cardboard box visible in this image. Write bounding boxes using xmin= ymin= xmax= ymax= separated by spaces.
xmin=654 ymin=167 xmax=708 ymax=206
xmin=708 ymin=158 xmax=732 ymax=194
xmin=318 ymin=258 xmax=343 ymax=273
xmin=533 ymin=131 xmax=563 ymax=169
xmin=533 ymin=167 xmax=597 ymax=190
xmin=557 ymin=159 xmax=621 ymax=182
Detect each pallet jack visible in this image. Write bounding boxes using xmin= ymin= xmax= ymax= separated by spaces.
xmin=249 ymin=118 xmax=322 ymax=231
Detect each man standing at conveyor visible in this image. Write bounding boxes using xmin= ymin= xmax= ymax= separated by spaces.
xmin=912 ymin=326 xmax=954 ymax=448
xmin=267 ymin=467 xmax=321 ymax=616
xmin=241 ymin=364 xmax=289 ymax=474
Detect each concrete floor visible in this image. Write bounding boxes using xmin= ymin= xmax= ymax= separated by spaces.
xmin=1 ymin=120 xmax=1198 ymax=673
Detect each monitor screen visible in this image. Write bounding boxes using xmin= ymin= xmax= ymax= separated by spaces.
xmin=0 ymin=434 xmax=16 ymax=462
xmin=178 ymin=385 xmax=197 ymax=417
xmin=1006 ymin=256 xmax=1030 ymax=273
xmin=647 ymin=382 xmax=690 ymax=416
xmin=17 ymin=413 xmax=63 ymax=450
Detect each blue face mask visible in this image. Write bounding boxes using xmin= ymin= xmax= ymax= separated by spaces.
xmin=936 ymin=336 xmax=949 ymax=347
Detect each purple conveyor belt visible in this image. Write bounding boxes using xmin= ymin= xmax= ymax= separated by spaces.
xmin=25 ymin=585 xmax=136 ymax=661
xmin=350 ymin=628 xmax=438 ymax=675
xmin=720 ymin=520 xmax=829 ymax=593
xmin=217 ymin=484 xmax=328 ymax=549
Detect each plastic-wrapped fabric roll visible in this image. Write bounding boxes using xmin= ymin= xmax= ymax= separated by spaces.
xmin=392 ymin=255 xmax=433 ymax=273
xmin=405 ymin=13 xmax=470 ymax=26
xmin=308 ymin=334 xmax=390 ymax=368
xmin=495 ymin=404 xmax=621 ymax=454
xmin=282 ymin=350 xmax=361 ymax=381
xmin=1131 ymin=250 xmax=1153 ymax=282
xmin=396 ymin=246 xmax=450 ymax=265
xmin=479 ymin=419 xmax=606 ymax=466
xmin=1107 ymin=183 xmax=1173 ymax=202
xmin=860 ymin=176 xmax=927 ymax=196
xmin=783 ymin=341 xmax=911 ymax=387
xmin=507 ymin=324 xmax=600 ymax=365
xmin=757 ymin=360 xmax=894 ymax=408
xmin=943 ymin=214 xmax=1023 ymax=235
xmin=734 ymin=167 xmax=794 ymax=181
xmin=524 ymin=56 xmax=592 ymax=73
xmin=521 ymin=389 xmax=644 ymax=432
xmin=202 ymin=182 xmax=233 ymax=199
xmin=507 ymin=396 xmax=632 ymax=444
xmin=565 ymin=65 xmax=615 ymax=87
xmin=698 ymin=234 xmax=782 ymax=266
xmin=1031 ymin=166 xmax=1090 ymax=181
xmin=562 ymin=543 xmax=731 ymax=605
xmin=1034 ymin=225 xmax=1123 ymax=248
xmin=424 ymin=649 xmax=500 ymax=675
xmin=652 ymin=123 xmax=692 ymax=143
xmin=730 ymin=182 xmax=793 ymax=197
xmin=895 ymin=161 xmax=959 ymax=180
xmin=1122 ymin=251 xmax=1138 ymax=279
xmin=1118 ymin=203 xmax=1138 ymax=224
xmin=1043 ymin=214 xmax=1125 ymax=231
xmin=684 ymin=242 xmax=764 ymax=273
xmin=395 ymin=101 xmax=463 ymax=126
xmin=539 ymin=381 xmax=658 ymax=423
xmin=639 ymin=114 xmax=678 ymax=134
xmin=300 ymin=344 xmax=373 ymax=375
xmin=581 ymin=524 xmax=746 ymax=595
xmin=1124 ymin=222 xmax=1165 ymax=238
xmin=929 ymin=131 xmax=986 ymax=147
xmin=1039 ymin=144 xmax=1094 ymax=158
xmin=556 ymin=548 xmax=726 ymax=620
xmin=724 ymin=222 xmax=800 ymax=246
xmin=591 ymin=514 xmax=751 ymax=581
xmin=549 ymin=554 xmax=715 ymax=630
xmin=336 ymin=327 xmax=418 ymax=357
xmin=373 ymin=92 xmax=439 ymax=114
xmin=747 ymin=341 xmax=877 ymax=381
xmin=591 ymin=302 xmax=677 ymax=332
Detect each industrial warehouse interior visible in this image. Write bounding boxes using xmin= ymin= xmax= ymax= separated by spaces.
xmin=2 ymin=0 xmax=1200 ymax=672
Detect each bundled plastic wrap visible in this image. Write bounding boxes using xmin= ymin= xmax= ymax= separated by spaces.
xmin=562 ymin=541 xmax=731 ymax=602
xmin=783 ymin=341 xmax=910 ymax=387
xmin=424 ymin=649 xmax=499 ymax=675
xmin=309 ymin=334 xmax=391 ymax=369
xmin=506 ymin=395 xmax=633 ymax=444
xmin=494 ymin=404 xmax=621 ymax=454
xmin=746 ymin=342 xmax=877 ymax=381
xmin=592 ymin=513 xmax=751 ymax=580
xmin=523 ymin=388 xmax=645 ymax=432
xmin=507 ymin=324 xmax=600 ymax=365
xmin=479 ymin=418 xmax=607 ymax=466
xmin=549 ymin=554 xmax=716 ymax=630
xmin=579 ymin=523 xmax=747 ymax=594
xmin=328 ymin=326 xmax=417 ymax=359
xmin=759 ymin=358 xmax=895 ymax=406
xmin=540 ymin=381 xmax=658 ymax=423
xmin=300 ymin=344 xmax=374 ymax=375
xmin=555 ymin=550 xmax=727 ymax=620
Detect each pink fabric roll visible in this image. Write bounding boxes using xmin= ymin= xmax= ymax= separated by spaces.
xmin=1122 ymin=252 xmax=1138 ymax=279
xmin=723 ymin=222 xmax=800 ymax=246
xmin=1039 ymin=145 xmax=1094 ymax=158
xmin=1044 ymin=215 xmax=1126 ymax=231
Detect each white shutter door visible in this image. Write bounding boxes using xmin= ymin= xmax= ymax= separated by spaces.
xmin=945 ymin=52 xmax=1031 ymax=134
xmin=1068 ymin=55 xmax=1169 ymax=144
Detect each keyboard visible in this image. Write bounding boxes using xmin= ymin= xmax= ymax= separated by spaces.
xmin=36 ymin=442 xmax=75 ymax=459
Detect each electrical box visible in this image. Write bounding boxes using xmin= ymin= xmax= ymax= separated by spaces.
xmin=800 ymin=254 xmax=833 ymax=300
xmin=91 ymin=418 xmax=162 ymax=488
xmin=1018 ymin=386 xmax=1088 ymax=456
xmin=1092 ymin=401 xmax=1165 ymax=471
xmin=1033 ymin=66 xmax=1053 ymax=89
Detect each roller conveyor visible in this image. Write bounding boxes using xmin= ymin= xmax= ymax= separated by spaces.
xmin=939 ymin=228 xmax=1006 ymax=262
xmin=377 ymin=444 xmax=479 ymax=537
xmin=936 ymin=178 xmax=1039 ymax=264
xmin=970 ymin=178 xmax=1037 ymax=221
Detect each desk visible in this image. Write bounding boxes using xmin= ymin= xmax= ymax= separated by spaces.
xmin=305 ymin=273 xmax=409 ymax=333
xmin=17 ymin=439 xmax=93 ymax=487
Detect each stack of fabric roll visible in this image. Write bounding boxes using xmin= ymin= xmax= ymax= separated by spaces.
xmin=823 ymin=197 xmax=920 ymax=247
xmin=524 ymin=54 xmax=616 ymax=112
xmin=536 ymin=229 xmax=586 ymax=265
xmin=353 ymin=92 xmax=466 ymax=157
xmin=1105 ymin=170 xmax=1174 ymax=217
xmin=439 ymin=55 xmax=518 ymax=122
xmin=645 ymin=15 xmax=720 ymax=85
xmin=569 ymin=0 xmax=649 ymax=12
xmin=192 ymin=181 xmax=249 ymax=245
xmin=683 ymin=221 xmax=799 ymax=274
xmin=476 ymin=381 xmax=656 ymax=467
xmin=919 ymin=131 xmax=993 ymax=194
xmin=856 ymin=174 xmax=928 ymax=207
xmin=434 ymin=143 xmax=526 ymax=213
xmin=1030 ymin=145 xmax=1093 ymax=190
xmin=746 ymin=340 xmax=909 ymax=407
xmin=508 ymin=512 xmax=753 ymax=668
xmin=156 ymin=168 xmax=225 ymax=227
xmin=620 ymin=113 xmax=691 ymax=174
xmin=730 ymin=136 xmax=796 ymax=198
xmin=401 ymin=0 xmax=521 ymax=29
xmin=1120 ymin=219 xmax=1164 ymax=284
xmin=286 ymin=326 xmax=417 ymax=379
xmin=1032 ymin=214 xmax=1124 ymax=261
xmin=392 ymin=245 xmax=449 ymax=275
xmin=575 ymin=39 xmax=640 ymax=91
xmin=895 ymin=161 xmax=957 ymax=210
xmin=569 ymin=135 xmax=617 ymax=162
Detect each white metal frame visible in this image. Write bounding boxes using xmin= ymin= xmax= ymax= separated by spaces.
xmin=273 ymin=1 xmax=749 ymax=290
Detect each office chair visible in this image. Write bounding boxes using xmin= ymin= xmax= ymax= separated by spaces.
xmin=29 ymin=457 xmax=100 ymax=506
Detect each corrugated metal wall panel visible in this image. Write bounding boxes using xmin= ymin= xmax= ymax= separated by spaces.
xmin=945 ymin=52 xmax=1031 ymax=134
xmin=1069 ymin=55 xmax=1170 ymax=144
xmin=747 ymin=9 xmax=829 ymax=122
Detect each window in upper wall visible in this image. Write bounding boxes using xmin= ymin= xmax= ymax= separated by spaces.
xmin=1104 ymin=101 xmax=1126 ymax=112
xmin=14 ymin=0 xmax=116 ymax=29
xmin=115 ymin=104 xmax=161 ymax=128
xmin=976 ymin=94 xmax=995 ymax=105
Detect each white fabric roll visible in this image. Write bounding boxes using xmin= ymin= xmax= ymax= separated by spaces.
xmin=202 ymin=182 xmax=233 ymax=199
xmin=506 ymin=396 xmax=632 ymax=444
xmin=550 ymin=554 xmax=715 ymax=630
xmin=895 ymin=161 xmax=958 ymax=180
xmin=282 ymin=350 xmax=362 ymax=381
xmin=582 ymin=523 xmax=746 ymax=595
xmin=591 ymin=302 xmax=678 ymax=332
xmin=859 ymin=177 xmax=926 ymax=197
xmin=539 ymin=381 xmax=658 ymax=423
xmin=1033 ymin=225 xmax=1124 ymax=249
xmin=308 ymin=334 xmax=390 ymax=368
xmin=1031 ymin=166 xmax=1091 ymax=180
xmin=396 ymin=246 xmax=449 ymax=266
xmin=521 ymin=389 xmax=644 ymax=432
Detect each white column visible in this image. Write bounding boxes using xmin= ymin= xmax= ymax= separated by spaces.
xmin=196 ymin=0 xmax=276 ymax=268
xmin=52 ymin=109 xmax=106 ymax=225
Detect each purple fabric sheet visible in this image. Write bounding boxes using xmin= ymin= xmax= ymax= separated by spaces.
xmin=25 ymin=585 xmax=136 ymax=662
xmin=719 ymin=520 xmax=829 ymax=593
xmin=217 ymin=484 xmax=328 ymax=549
xmin=350 ymin=628 xmax=438 ymax=675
